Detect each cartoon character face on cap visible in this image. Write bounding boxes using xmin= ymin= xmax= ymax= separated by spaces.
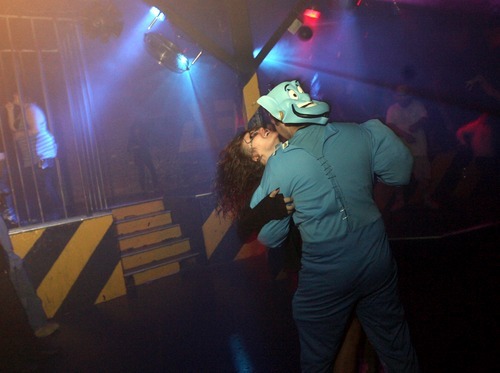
xmin=256 ymin=80 xmax=330 ymax=126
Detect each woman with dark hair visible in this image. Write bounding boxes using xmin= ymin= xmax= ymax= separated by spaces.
xmin=214 ymin=128 xmax=293 ymax=241
xmin=215 ymin=130 xmax=267 ymax=221
xmin=214 ymin=125 xmax=365 ymax=373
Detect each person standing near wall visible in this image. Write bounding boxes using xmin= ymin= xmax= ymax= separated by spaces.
xmin=5 ymin=92 xmax=62 ymax=222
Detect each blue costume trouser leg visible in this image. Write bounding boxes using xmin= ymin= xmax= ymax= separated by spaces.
xmin=293 ymin=219 xmax=419 ymax=373
xmin=356 ymin=266 xmax=420 ymax=373
xmin=294 ymin=268 xmax=419 ymax=373
xmin=293 ymin=293 xmax=353 ymax=373
xmin=293 ymin=264 xmax=356 ymax=373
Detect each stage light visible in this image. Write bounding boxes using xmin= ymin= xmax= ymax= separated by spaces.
xmin=303 ymin=8 xmax=321 ymax=20
xmin=143 ymin=32 xmax=202 ymax=73
xmin=288 ymin=20 xmax=314 ymax=42
xmin=297 ymin=25 xmax=313 ymax=41
xmin=294 ymin=7 xmax=320 ymax=42
xmin=148 ymin=6 xmax=166 ymax=30
xmin=149 ymin=7 xmax=165 ymax=21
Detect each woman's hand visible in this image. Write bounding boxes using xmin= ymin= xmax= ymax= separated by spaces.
xmin=269 ymin=188 xmax=294 ymax=215
xmin=236 ymin=188 xmax=294 ymax=242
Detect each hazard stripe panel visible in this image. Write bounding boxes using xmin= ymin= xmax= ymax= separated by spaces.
xmin=9 ymin=214 xmax=126 ymax=318
xmin=201 ymin=206 xmax=265 ymax=264
xmin=243 ymin=73 xmax=260 ymax=123
xmin=202 ymin=210 xmax=233 ymax=259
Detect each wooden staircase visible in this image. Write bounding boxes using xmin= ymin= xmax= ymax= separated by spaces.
xmin=112 ymin=197 xmax=199 ymax=288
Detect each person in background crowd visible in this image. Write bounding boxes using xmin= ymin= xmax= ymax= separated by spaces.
xmin=5 ymin=92 xmax=62 ymax=222
xmin=455 ymin=113 xmax=500 ymax=219
xmin=385 ymin=85 xmax=439 ymax=211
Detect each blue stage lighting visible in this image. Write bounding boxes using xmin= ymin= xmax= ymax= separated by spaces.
xmin=144 ymin=32 xmax=190 ymax=73
xmin=149 ymin=6 xmax=165 ymax=21
xmin=148 ymin=6 xmax=166 ymax=30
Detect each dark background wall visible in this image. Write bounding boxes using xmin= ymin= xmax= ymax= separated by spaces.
xmin=0 ymin=0 xmax=498 ymax=221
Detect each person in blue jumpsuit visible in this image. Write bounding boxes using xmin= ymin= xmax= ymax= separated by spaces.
xmin=248 ymin=80 xmax=420 ymax=372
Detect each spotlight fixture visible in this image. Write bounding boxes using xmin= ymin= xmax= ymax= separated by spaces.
xmin=81 ymin=0 xmax=123 ymax=43
xmin=143 ymin=32 xmax=202 ymax=73
xmin=291 ymin=7 xmax=320 ymax=42
xmin=288 ymin=19 xmax=314 ymax=41
xmin=148 ymin=6 xmax=166 ymax=30
xmin=297 ymin=25 xmax=313 ymax=41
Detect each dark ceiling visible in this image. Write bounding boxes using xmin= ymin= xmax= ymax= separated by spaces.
xmin=140 ymin=0 xmax=315 ymax=83
xmin=140 ymin=0 xmax=500 ymax=81
xmin=1 ymin=0 xmax=499 ymax=86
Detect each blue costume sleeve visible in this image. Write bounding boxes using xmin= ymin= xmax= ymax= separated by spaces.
xmin=250 ymin=161 xmax=291 ymax=248
xmin=257 ymin=214 xmax=291 ymax=248
xmin=361 ymin=119 xmax=414 ymax=186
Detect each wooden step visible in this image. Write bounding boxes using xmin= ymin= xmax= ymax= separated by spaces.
xmin=123 ymin=251 xmax=199 ymax=286
xmin=111 ymin=198 xmax=165 ymax=220
xmin=115 ymin=210 xmax=173 ymax=235
xmin=118 ymin=224 xmax=182 ymax=251
xmin=121 ymin=238 xmax=191 ymax=270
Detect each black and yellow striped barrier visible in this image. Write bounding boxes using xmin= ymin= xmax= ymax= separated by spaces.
xmin=202 ymin=208 xmax=265 ymax=263
xmin=9 ymin=213 xmax=126 ymax=318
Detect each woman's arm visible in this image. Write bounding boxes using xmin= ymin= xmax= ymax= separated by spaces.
xmin=237 ymin=189 xmax=292 ymax=242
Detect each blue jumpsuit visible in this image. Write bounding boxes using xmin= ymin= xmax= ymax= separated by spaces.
xmin=250 ymin=120 xmax=420 ymax=372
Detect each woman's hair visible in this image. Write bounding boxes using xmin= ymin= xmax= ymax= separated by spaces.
xmin=214 ymin=131 xmax=265 ymax=219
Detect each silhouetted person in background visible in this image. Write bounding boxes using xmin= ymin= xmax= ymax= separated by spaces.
xmin=455 ymin=113 xmax=500 ymax=220
xmin=433 ymin=75 xmax=500 ymax=213
xmin=128 ymin=122 xmax=159 ymax=194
